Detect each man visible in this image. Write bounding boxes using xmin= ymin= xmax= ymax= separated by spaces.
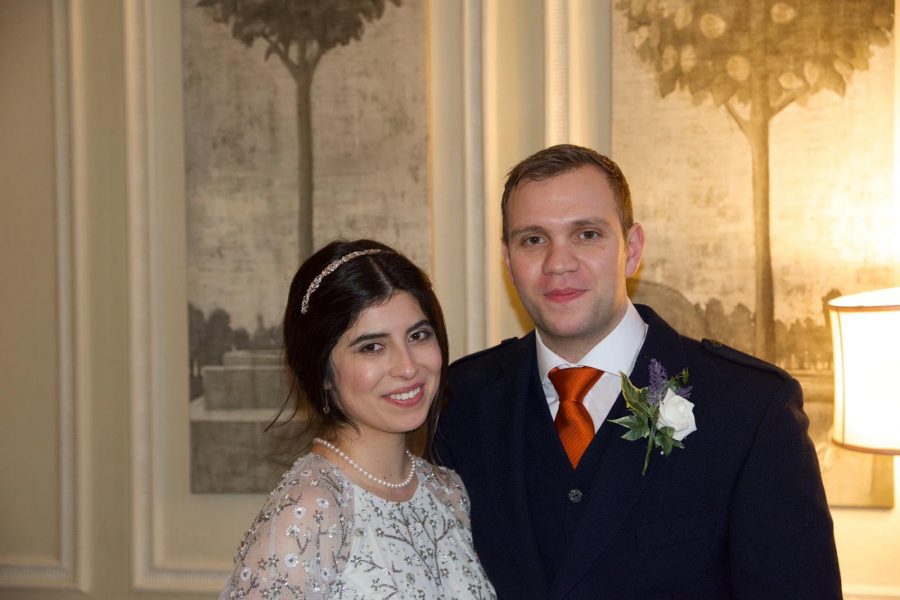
xmin=436 ymin=144 xmax=840 ymax=599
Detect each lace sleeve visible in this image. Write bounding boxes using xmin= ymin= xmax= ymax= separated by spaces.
xmin=421 ymin=462 xmax=472 ymax=528
xmin=222 ymin=458 xmax=353 ymax=599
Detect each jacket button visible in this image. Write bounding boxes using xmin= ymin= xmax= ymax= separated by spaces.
xmin=568 ymin=488 xmax=583 ymax=503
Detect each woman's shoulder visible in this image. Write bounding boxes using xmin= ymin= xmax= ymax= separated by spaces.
xmin=418 ymin=458 xmax=464 ymax=489
xmin=223 ymin=452 xmax=355 ymax=598
xmin=239 ymin=454 xmax=353 ymax=551
xmin=417 ymin=459 xmax=471 ymax=520
xmin=265 ymin=452 xmax=353 ymax=521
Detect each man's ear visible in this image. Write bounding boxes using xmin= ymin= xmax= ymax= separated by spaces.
xmin=624 ymin=223 xmax=645 ymax=277
xmin=502 ymin=241 xmax=511 ymax=273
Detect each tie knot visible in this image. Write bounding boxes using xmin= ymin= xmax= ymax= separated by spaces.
xmin=548 ymin=366 xmax=603 ymax=405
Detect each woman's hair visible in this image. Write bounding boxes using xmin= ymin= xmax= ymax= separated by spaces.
xmin=276 ymin=239 xmax=449 ymax=459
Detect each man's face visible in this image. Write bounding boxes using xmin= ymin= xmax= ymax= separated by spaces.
xmin=503 ymin=165 xmax=644 ymax=362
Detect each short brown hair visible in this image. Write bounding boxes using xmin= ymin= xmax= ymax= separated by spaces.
xmin=501 ymin=144 xmax=633 ymax=242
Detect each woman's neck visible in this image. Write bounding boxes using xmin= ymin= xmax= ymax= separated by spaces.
xmin=314 ymin=430 xmax=417 ymax=501
xmin=333 ymin=430 xmax=409 ymax=480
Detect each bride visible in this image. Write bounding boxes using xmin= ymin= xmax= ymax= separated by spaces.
xmin=221 ymin=239 xmax=495 ymax=599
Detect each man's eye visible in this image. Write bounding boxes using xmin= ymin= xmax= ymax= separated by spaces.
xmin=580 ymin=230 xmax=601 ymax=240
xmin=522 ymin=235 xmax=543 ymax=246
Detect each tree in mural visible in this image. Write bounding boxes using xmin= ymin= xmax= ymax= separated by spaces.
xmin=618 ymin=0 xmax=894 ymax=360
xmin=198 ymin=0 xmax=401 ymax=259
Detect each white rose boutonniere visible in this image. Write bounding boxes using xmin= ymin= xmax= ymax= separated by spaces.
xmin=657 ymin=389 xmax=697 ymax=441
xmin=610 ymin=359 xmax=696 ymax=475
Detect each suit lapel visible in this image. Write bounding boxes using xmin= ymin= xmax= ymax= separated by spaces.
xmin=550 ymin=306 xmax=689 ymax=599
xmin=478 ymin=334 xmax=549 ymax=596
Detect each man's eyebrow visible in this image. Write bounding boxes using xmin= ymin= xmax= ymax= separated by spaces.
xmin=509 ymin=218 xmax=613 ymax=239
xmin=508 ymin=225 xmax=547 ymax=239
xmin=571 ymin=217 xmax=613 ymax=228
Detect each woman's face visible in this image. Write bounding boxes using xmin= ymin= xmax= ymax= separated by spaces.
xmin=328 ymin=291 xmax=442 ymax=442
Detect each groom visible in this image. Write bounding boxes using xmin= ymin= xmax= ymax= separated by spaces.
xmin=436 ymin=144 xmax=840 ymax=599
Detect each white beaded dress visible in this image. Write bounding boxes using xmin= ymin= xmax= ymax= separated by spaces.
xmin=221 ymin=452 xmax=496 ymax=599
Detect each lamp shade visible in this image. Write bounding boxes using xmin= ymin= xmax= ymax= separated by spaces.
xmin=828 ymin=287 xmax=900 ymax=454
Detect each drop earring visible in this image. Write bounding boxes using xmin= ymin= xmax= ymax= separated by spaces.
xmin=323 ymin=391 xmax=332 ymax=415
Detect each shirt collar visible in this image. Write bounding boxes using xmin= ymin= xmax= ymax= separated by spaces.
xmin=535 ymin=300 xmax=648 ymax=382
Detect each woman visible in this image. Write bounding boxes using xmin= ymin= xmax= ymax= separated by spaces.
xmin=221 ymin=239 xmax=495 ymax=599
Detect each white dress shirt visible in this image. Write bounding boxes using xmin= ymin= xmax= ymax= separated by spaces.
xmin=536 ymin=300 xmax=648 ymax=432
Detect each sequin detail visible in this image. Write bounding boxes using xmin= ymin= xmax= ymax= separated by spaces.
xmin=220 ymin=452 xmax=495 ymax=599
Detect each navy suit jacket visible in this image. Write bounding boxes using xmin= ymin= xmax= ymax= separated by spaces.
xmin=435 ymin=305 xmax=840 ymax=599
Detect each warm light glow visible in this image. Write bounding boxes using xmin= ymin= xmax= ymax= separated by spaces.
xmin=829 ymin=288 xmax=900 ymax=454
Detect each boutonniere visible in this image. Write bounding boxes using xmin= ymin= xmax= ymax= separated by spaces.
xmin=610 ymin=359 xmax=696 ymax=475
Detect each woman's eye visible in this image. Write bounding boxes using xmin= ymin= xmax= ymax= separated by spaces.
xmin=359 ymin=343 xmax=383 ymax=353
xmin=409 ymin=329 xmax=433 ymax=343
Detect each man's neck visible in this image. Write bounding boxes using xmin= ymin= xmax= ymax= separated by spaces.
xmin=540 ymin=334 xmax=602 ymax=364
xmin=538 ymin=309 xmax=629 ymax=364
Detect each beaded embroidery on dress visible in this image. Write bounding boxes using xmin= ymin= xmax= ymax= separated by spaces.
xmin=221 ymin=452 xmax=496 ymax=599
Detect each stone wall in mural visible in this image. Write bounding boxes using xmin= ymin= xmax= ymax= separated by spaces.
xmin=182 ymin=0 xmax=429 ymax=493
xmin=613 ymin=0 xmax=897 ymax=507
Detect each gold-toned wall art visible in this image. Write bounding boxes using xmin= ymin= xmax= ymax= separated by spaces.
xmin=181 ymin=0 xmax=429 ymax=493
xmin=613 ymin=0 xmax=898 ymax=507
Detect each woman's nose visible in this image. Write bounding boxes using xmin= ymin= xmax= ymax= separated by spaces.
xmin=390 ymin=346 xmax=418 ymax=379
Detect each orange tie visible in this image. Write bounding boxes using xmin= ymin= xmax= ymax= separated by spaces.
xmin=549 ymin=366 xmax=603 ymax=468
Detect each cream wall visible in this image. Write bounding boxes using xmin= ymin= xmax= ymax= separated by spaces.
xmin=0 ymin=1 xmax=897 ymax=598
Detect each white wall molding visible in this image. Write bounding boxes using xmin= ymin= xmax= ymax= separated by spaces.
xmin=428 ymin=0 xmax=486 ymax=359
xmin=463 ymin=0 xmax=487 ymax=354
xmin=125 ymin=1 xmax=226 ymax=591
xmin=0 ymin=0 xmax=87 ymax=590
xmin=544 ymin=0 xmax=611 ymax=151
xmin=545 ymin=0 xmax=569 ymax=144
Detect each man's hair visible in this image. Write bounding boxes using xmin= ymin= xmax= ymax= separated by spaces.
xmin=501 ymin=144 xmax=633 ymax=242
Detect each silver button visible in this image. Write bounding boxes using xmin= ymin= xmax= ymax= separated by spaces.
xmin=568 ymin=488 xmax=583 ymax=503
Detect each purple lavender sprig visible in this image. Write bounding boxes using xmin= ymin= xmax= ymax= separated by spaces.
xmin=647 ymin=359 xmax=669 ymax=406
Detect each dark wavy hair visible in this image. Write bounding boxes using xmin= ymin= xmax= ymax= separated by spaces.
xmin=501 ymin=143 xmax=634 ymax=241
xmin=275 ymin=239 xmax=449 ymax=460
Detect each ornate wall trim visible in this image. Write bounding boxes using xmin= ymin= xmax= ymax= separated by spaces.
xmin=125 ymin=0 xmax=226 ymax=591
xmin=0 ymin=0 xmax=87 ymax=590
xmin=545 ymin=0 xmax=569 ymax=144
xmin=464 ymin=0 xmax=487 ymax=353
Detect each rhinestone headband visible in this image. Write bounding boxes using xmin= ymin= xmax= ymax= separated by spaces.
xmin=300 ymin=249 xmax=384 ymax=314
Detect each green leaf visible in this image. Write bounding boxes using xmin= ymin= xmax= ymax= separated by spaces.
xmin=629 ymin=399 xmax=654 ymax=420
xmin=622 ymin=428 xmax=646 ymax=441
xmin=659 ymin=432 xmax=675 ymax=455
xmin=610 ymin=414 xmax=643 ymax=430
xmin=620 ymin=372 xmax=643 ymax=403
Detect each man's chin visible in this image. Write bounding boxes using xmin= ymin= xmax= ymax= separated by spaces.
xmin=537 ymin=321 xmax=594 ymax=345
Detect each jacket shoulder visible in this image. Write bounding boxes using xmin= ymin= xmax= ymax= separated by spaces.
xmin=449 ymin=336 xmax=519 ymax=369
xmin=699 ymin=338 xmax=792 ymax=381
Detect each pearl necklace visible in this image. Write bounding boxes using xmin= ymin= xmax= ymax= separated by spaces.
xmin=312 ymin=437 xmax=416 ymax=489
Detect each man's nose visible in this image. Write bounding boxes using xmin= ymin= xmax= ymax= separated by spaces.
xmin=542 ymin=241 xmax=578 ymax=275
